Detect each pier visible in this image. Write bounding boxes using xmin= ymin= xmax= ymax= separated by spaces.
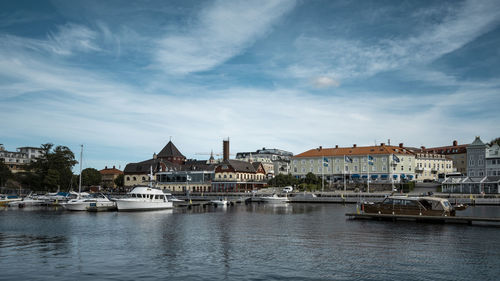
xmin=345 ymin=212 xmax=500 ymax=226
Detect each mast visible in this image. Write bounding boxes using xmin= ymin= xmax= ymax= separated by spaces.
xmin=367 ymin=154 xmax=370 ymax=193
xmin=343 ymin=155 xmax=346 ymax=193
xmin=78 ymin=144 xmax=83 ymax=198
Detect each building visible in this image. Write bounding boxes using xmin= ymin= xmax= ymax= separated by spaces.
xmin=212 ymin=139 xmax=268 ymax=192
xmin=409 ymin=151 xmax=454 ymax=182
xmin=124 ymin=141 xmax=217 ymax=192
xmin=99 ymin=166 xmax=123 ymax=189
xmin=442 ymin=176 xmax=500 ymax=194
xmin=291 ymin=143 xmax=416 ymax=182
xmin=423 ymin=140 xmax=468 ymax=175
xmin=486 ymin=143 xmax=500 ymax=176
xmin=235 ymin=148 xmax=293 ymax=175
xmin=0 ymin=144 xmax=43 ymax=173
xmin=467 ymin=136 xmax=487 ymax=178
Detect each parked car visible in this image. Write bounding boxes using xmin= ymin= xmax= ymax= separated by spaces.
xmin=282 ymin=186 xmax=293 ymax=193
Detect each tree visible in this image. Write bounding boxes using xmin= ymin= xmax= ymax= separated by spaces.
xmin=81 ymin=168 xmax=102 ymax=187
xmin=114 ymin=174 xmax=124 ymax=189
xmin=0 ymin=159 xmax=13 ymax=187
xmin=27 ymin=143 xmax=77 ymax=191
xmin=490 ymin=137 xmax=500 ymax=146
xmin=267 ymin=173 xmax=298 ymax=187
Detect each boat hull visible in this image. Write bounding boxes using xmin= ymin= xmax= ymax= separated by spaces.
xmin=115 ymin=199 xmax=173 ymax=211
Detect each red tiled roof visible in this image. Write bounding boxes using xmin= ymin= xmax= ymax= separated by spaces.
xmin=294 ymin=145 xmax=413 ymax=158
xmin=99 ymin=168 xmax=123 ymax=175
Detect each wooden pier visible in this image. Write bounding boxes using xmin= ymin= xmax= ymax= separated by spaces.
xmin=345 ymin=213 xmax=500 ymax=225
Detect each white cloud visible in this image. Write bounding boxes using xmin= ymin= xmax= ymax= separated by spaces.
xmin=156 ymin=0 xmax=296 ymax=74
xmin=312 ymin=76 xmax=340 ymax=88
xmin=287 ymin=0 xmax=500 ymax=81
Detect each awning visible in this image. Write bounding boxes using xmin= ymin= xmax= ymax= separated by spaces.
xmin=381 ymin=174 xmax=388 ymax=179
xmin=371 ymin=175 xmax=378 ymax=179
xmin=351 ymin=174 xmax=360 ymax=178
xmin=362 ymin=175 xmax=368 ymax=179
xmin=401 ymin=174 xmax=406 ymax=178
xmin=408 ymin=175 xmax=414 ymax=180
xmin=393 ymin=175 xmax=398 ymax=179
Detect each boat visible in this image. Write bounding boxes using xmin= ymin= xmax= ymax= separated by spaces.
xmin=114 ymin=186 xmax=173 ymax=211
xmin=362 ymin=195 xmax=460 ymax=216
xmin=0 ymin=195 xmax=22 ymax=206
xmin=7 ymin=193 xmax=47 ymax=207
xmin=211 ymin=198 xmax=228 ymax=206
xmin=260 ymin=193 xmax=290 ymax=203
xmin=63 ymin=193 xmax=116 ymax=211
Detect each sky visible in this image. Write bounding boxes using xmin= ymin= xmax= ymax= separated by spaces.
xmin=1 ymin=0 xmax=500 ymax=171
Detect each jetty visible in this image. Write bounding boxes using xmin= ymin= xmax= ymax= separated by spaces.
xmin=345 ymin=212 xmax=500 ymax=226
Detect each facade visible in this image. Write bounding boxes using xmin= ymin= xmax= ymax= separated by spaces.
xmin=0 ymin=144 xmax=43 ymax=173
xmin=486 ymin=143 xmax=500 ymax=176
xmin=291 ymin=143 xmax=416 ymax=182
xmin=442 ymin=176 xmax=500 ymax=194
xmin=156 ymin=160 xmax=216 ymax=192
xmin=423 ymin=140 xmax=468 ymax=175
xmin=124 ymin=141 xmax=217 ymax=192
xmin=212 ymin=159 xmax=267 ymax=192
xmin=467 ymin=137 xmax=487 ymax=178
xmin=235 ymin=148 xmax=293 ymax=175
xmin=413 ymin=152 xmax=454 ymax=182
xmin=99 ymin=166 xmax=123 ymax=189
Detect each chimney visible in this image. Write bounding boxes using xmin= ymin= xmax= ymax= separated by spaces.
xmin=353 ymin=144 xmax=357 ymax=148
xmin=388 ymin=139 xmax=391 ymax=145
xmin=153 ymin=153 xmax=157 ymax=159
xmin=105 ymin=166 xmax=108 ymax=169
xmin=223 ymin=138 xmax=230 ymax=161
xmin=453 ymin=140 xmax=458 ymax=146
xmin=335 ymin=145 xmax=338 ymax=148
xmin=380 ymin=143 xmax=385 ymax=147
xmin=318 ymin=146 xmax=322 ymax=151
xmin=399 ymin=143 xmax=403 ymax=148
xmin=113 ymin=165 xmax=115 ymax=169
xmin=421 ymin=146 xmax=426 ymax=150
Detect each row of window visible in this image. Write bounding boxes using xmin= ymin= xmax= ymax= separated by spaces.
xmin=418 ymin=163 xmax=452 ymax=169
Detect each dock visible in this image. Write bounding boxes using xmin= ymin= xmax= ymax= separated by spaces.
xmin=345 ymin=213 xmax=500 ymax=225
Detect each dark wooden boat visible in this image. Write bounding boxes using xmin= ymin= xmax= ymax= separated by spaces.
xmin=362 ymin=195 xmax=458 ymax=216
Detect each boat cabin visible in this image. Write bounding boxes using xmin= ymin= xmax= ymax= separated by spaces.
xmin=363 ymin=196 xmax=455 ymax=216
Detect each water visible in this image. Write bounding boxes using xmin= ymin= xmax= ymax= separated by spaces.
xmin=1 ymin=204 xmax=499 ymax=281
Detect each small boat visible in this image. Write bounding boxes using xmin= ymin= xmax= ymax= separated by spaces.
xmin=362 ymin=195 xmax=461 ymax=216
xmin=211 ymin=198 xmax=228 ymax=206
xmin=260 ymin=193 xmax=290 ymax=203
xmin=7 ymin=193 xmax=47 ymax=207
xmin=62 ymin=193 xmax=116 ymax=211
xmin=0 ymin=195 xmax=22 ymax=206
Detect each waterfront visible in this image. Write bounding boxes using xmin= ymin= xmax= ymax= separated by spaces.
xmin=1 ymin=204 xmax=500 ymax=281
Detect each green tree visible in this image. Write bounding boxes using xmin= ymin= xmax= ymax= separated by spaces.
xmin=114 ymin=174 xmax=124 ymax=188
xmin=81 ymin=168 xmax=102 ymax=187
xmin=27 ymin=143 xmax=77 ymax=191
xmin=267 ymin=173 xmax=298 ymax=187
xmin=0 ymin=159 xmax=13 ymax=187
xmin=490 ymin=137 xmax=500 ymax=146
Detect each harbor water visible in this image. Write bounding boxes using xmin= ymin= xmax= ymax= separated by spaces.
xmin=1 ymin=204 xmax=499 ymax=280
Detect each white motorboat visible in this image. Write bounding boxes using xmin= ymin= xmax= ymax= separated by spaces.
xmin=211 ymin=198 xmax=228 ymax=206
xmin=7 ymin=193 xmax=47 ymax=207
xmin=115 ymin=186 xmax=173 ymax=211
xmin=62 ymin=193 xmax=116 ymax=211
xmin=260 ymin=193 xmax=290 ymax=203
xmin=0 ymin=195 xmax=22 ymax=206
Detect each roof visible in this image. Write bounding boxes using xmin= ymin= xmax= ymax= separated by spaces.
xmin=423 ymin=144 xmax=468 ymax=155
xmin=157 ymin=141 xmax=185 ymax=159
xmin=124 ymin=158 xmax=181 ymax=174
xmin=182 ymin=160 xmax=216 ymax=172
xmin=99 ymin=167 xmax=123 ymax=175
xmin=224 ymin=159 xmax=257 ymax=173
xmin=468 ymin=136 xmax=487 ymax=148
xmin=293 ymin=144 xmax=413 ymax=158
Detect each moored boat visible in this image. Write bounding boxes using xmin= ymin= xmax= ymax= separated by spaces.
xmin=362 ymin=195 xmax=459 ymax=216
xmin=114 ymin=186 xmax=173 ymax=211
xmin=260 ymin=193 xmax=290 ymax=203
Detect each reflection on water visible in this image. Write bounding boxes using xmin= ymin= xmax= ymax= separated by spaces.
xmin=0 ymin=204 xmax=499 ymax=281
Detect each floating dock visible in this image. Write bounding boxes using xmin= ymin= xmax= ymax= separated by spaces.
xmin=345 ymin=213 xmax=500 ymax=225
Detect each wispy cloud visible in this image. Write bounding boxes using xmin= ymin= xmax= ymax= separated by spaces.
xmin=286 ymin=0 xmax=500 ymax=82
xmin=155 ymin=0 xmax=296 ymax=74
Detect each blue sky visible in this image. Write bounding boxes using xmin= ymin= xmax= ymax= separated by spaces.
xmin=1 ymin=0 xmax=500 ymax=171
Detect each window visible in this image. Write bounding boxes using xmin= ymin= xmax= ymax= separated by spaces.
xmin=354 ymin=166 xmax=358 ymax=172
xmin=336 ymin=166 xmax=340 ymax=172
xmin=310 ymin=160 xmax=314 ymax=164
xmin=301 ymin=160 xmax=305 ymax=164
xmin=318 ymin=167 xmax=321 ymax=173
xmin=133 ymin=177 xmax=136 ymax=181
xmin=301 ymin=168 xmax=306 ymax=173
xmin=345 ymin=166 xmax=349 ymax=171
xmin=318 ymin=159 xmax=321 ymax=164
xmin=126 ymin=177 xmax=130 ymax=181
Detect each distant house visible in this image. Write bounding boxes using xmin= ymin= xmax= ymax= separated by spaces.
xmin=99 ymin=166 xmax=123 ymax=189
xmin=423 ymin=140 xmax=468 ymax=175
xmin=212 ymin=159 xmax=267 ymax=192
